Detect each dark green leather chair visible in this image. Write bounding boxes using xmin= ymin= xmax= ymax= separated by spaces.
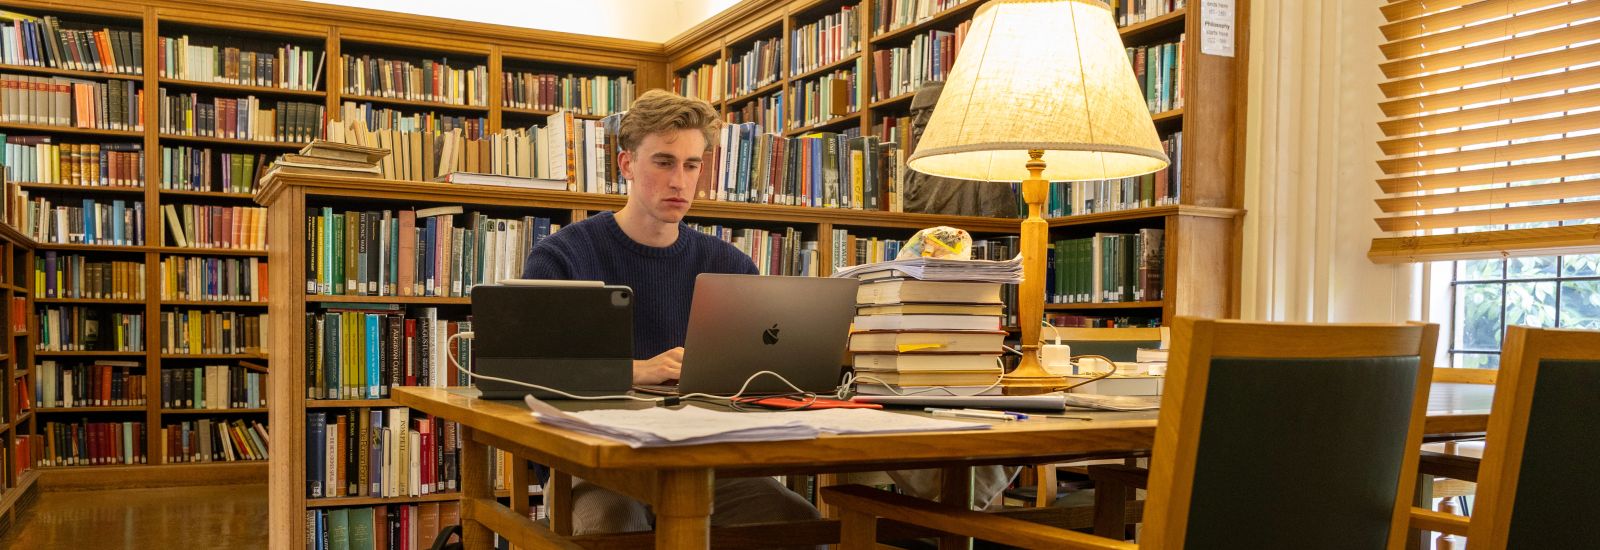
xmin=826 ymin=317 xmax=1440 ymax=549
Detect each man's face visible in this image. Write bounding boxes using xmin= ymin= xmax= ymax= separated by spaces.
xmin=620 ymin=128 xmax=707 ymax=225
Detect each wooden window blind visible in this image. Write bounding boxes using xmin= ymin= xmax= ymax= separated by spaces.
xmin=1369 ymin=0 xmax=1600 ymax=263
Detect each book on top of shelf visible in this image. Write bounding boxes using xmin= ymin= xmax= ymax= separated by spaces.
xmin=435 ymin=171 xmax=565 ymax=190
xmin=299 ymin=139 xmax=389 ymax=164
xmin=275 ymin=154 xmax=382 ymax=173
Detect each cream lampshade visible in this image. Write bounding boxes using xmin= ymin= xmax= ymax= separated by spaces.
xmin=908 ymin=0 xmax=1169 ymax=392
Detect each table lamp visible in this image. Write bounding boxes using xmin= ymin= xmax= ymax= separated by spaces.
xmin=906 ymin=0 xmax=1170 ymax=393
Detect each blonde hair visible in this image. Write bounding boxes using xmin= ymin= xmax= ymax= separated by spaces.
xmin=619 ymin=89 xmax=721 ymax=153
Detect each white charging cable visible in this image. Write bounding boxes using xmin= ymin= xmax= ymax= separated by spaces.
xmin=444 ymin=331 xmax=825 ymax=406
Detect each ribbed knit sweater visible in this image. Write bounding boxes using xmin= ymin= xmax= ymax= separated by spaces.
xmin=520 ymin=211 xmax=758 ymax=359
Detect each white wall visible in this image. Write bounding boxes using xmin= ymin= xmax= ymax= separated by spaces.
xmin=1239 ymin=0 xmax=1423 ymax=323
xmin=308 ymin=0 xmax=740 ymax=43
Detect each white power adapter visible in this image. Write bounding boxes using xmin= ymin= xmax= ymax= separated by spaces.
xmin=1040 ymin=342 xmax=1074 ymax=375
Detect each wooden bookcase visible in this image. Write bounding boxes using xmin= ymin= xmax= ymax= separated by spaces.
xmin=0 ymin=222 xmax=37 ymax=535
xmin=0 ymin=0 xmax=660 ymax=489
xmin=256 ymin=172 xmax=1022 ymax=546
xmin=667 ymin=0 xmax=1246 ymax=324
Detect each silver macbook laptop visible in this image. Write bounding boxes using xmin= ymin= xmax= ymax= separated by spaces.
xmin=643 ymin=273 xmax=858 ymax=396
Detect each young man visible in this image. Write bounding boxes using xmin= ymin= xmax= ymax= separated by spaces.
xmin=520 ymin=89 xmax=820 ymax=538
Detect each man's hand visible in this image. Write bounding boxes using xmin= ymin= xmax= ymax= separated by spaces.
xmin=633 ymin=347 xmax=684 ymax=384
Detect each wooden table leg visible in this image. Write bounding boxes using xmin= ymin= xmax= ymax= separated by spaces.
xmin=510 ymin=460 xmax=531 ymax=550
xmin=460 ymin=426 xmax=495 ymax=550
xmin=550 ymin=470 xmax=574 ymax=536
xmin=938 ymin=466 xmax=972 ymax=550
xmin=655 ymin=468 xmax=713 ymax=549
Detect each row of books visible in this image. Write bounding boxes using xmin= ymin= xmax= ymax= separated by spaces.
xmin=304 ymin=307 xmax=471 ymax=400
xmin=11 ymin=432 xmax=34 ymax=479
xmin=686 ymin=224 xmax=820 ymax=277
xmin=674 ymin=60 xmax=724 ymax=103
xmin=163 ymin=418 xmax=269 ymax=463
xmin=831 ymin=230 xmax=905 ymax=273
xmin=3 ymin=137 xmax=142 ymax=187
xmin=726 ymin=92 xmax=784 ymax=134
xmin=37 ymin=306 xmax=145 ymax=351
xmin=0 ymin=74 xmax=143 ymax=130
xmin=159 ymin=36 xmax=325 ymax=91
xmin=790 ymin=64 xmax=862 ymax=129
xmin=1043 ymin=134 xmax=1181 ymax=216
xmin=1132 ymin=36 xmax=1184 ymax=115
xmin=159 ymin=146 xmax=275 ymax=194
xmin=160 ymin=204 xmax=268 ymax=250
xmin=160 ymin=365 xmax=266 ymax=409
xmin=306 ymin=408 xmax=461 ymax=499
xmin=339 ymin=101 xmax=487 ymax=140
xmin=157 ymin=309 xmax=266 ymax=355
xmin=35 ymin=360 xmax=145 ymax=408
xmin=791 ymin=4 xmax=861 ymax=77
xmin=305 ymin=208 xmax=558 ymax=298
xmin=1048 ymin=314 xmax=1163 ymax=328
xmin=18 ymin=197 xmax=145 ymax=245
xmin=871 ymin=0 xmax=969 ymax=36
xmin=305 ymin=502 xmax=461 ymax=550
xmin=501 ymin=72 xmax=635 ymax=116
xmin=159 ymin=256 xmax=267 ymax=303
xmin=156 ymin=90 xmax=325 ymax=143
xmin=37 ymin=253 xmax=145 ymax=300
xmin=870 ymin=24 xmax=969 ymax=103
xmin=31 ymin=421 xmax=146 ymax=466
xmin=341 ymin=55 xmax=488 ymax=107
xmin=727 ymin=36 xmax=782 ymax=98
xmin=708 ymin=125 xmax=904 ymax=211
xmin=0 ymin=13 xmax=143 ymax=74
xmin=876 ymin=114 xmax=911 ymax=144
xmin=1050 ymin=229 xmax=1165 ymax=304
xmin=1115 ymin=0 xmax=1186 ymax=28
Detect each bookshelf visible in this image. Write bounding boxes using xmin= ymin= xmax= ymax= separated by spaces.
xmin=667 ymin=0 xmax=1245 ymax=325
xmin=0 ymin=0 xmax=660 ymax=492
xmin=257 ymin=172 xmax=1021 ymax=545
xmin=0 ymin=222 xmax=37 ymax=534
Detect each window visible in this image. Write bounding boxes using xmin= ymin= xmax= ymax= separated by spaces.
xmin=1448 ymin=254 xmax=1600 ymax=369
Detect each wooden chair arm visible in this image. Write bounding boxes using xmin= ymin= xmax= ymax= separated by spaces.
xmin=1409 ymin=507 xmax=1470 ymax=537
xmin=1085 ymin=464 xmax=1149 ymax=490
xmin=821 ymin=484 xmax=1137 ymax=550
xmin=1418 ymin=450 xmax=1480 ymax=482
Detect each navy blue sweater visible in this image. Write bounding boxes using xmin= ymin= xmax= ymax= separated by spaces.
xmin=520 ymin=211 xmax=758 ymax=359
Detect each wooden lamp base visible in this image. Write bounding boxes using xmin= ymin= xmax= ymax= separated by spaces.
xmin=1002 ymin=346 xmax=1066 ymax=395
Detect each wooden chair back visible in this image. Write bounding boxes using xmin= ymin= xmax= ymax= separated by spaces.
xmin=1467 ymin=326 xmax=1600 ymax=548
xmin=1141 ymin=317 xmax=1438 ymax=550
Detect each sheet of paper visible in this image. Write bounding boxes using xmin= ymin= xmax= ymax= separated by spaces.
xmin=1200 ymin=0 xmax=1236 ymax=57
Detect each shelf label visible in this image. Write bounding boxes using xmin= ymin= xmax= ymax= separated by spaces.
xmin=1200 ymin=0 xmax=1236 ymax=58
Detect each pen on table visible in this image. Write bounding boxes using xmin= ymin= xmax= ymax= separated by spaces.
xmin=925 ymin=408 xmax=1015 ymax=421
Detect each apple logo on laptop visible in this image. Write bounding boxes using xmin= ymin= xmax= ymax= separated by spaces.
xmin=762 ymin=324 xmax=781 ymax=345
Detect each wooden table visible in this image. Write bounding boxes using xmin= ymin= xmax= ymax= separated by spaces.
xmin=391 ymin=383 xmax=1492 ymax=549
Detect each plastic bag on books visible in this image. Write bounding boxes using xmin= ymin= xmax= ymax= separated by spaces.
xmin=897 ymin=226 xmax=972 ymax=261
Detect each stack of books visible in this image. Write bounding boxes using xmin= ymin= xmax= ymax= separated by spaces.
xmin=844 ymin=265 xmax=1015 ymax=395
xmin=262 ymin=140 xmax=388 ymax=181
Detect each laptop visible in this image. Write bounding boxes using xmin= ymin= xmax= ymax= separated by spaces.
xmin=644 ymin=273 xmax=859 ymax=396
xmin=470 ymin=281 xmax=635 ymax=399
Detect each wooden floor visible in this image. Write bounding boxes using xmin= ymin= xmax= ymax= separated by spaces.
xmin=0 ymin=484 xmax=267 ymax=550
